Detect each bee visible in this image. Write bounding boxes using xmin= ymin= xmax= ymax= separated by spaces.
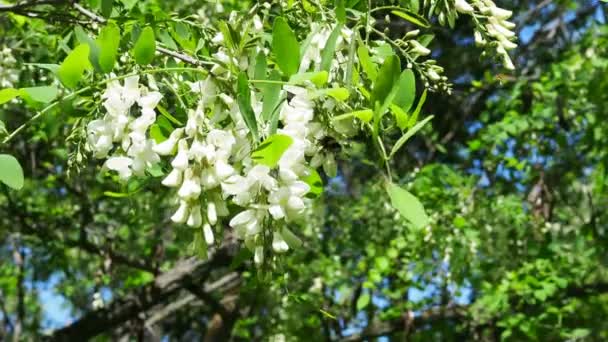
xmin=495 ymin=73 xmax=515 ymax=85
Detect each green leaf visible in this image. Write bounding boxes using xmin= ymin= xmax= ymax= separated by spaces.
xmin=254 ymin=52 xmax=267 ymax=81
xmin=272 ymin=17 xmax=300 ymax=77
xmin=289 ymin=71 xmax=329 ymax=87
xmin=357 ymin=45 xmax=377 ymax=82
xmin=236 ymin=72 xmax=259 ymax=140
xmin=302 ymin=167 xmax=323 ymax=198
xmin=97 ymin=22 xmax=121 ymax=73
xmin=132 ymin=26 xmax=156 ymax=65
xmin=0 ymin=154 xmax=24 ymax=190
xmin=393 ymin=69 xmax=415 ymax=112
xmin=251 ymin=134 xmax=293 ymax=167
xmin=335 ymin=0 xmax=346 ymax=23
xmin=147 ymin=163 xmax=164 ymax=177
xmin=19 ymin=85 xmax=58 ymax=103
xmin=356 ymin=293 xmax=370 ymax=310
xmin=389 ymin=115 xmax=433 ymax=158
xmin=74 ymin=26 xmax=102 ymax=72
xmin=101 ymin=0 xmax=113 ymax=18
xmin=58 ymin=44 xmax=92 ymax=89
xmin=371 ymin=55 xmax=400 ymax=108
xmin=320 ymin=24 xmax=343 ymax=72
xmin=157 ymin=105 xmax=183 ymax=126
xmin=391 ymin=9 xmax=430 ymax=28
xmin=332 ymin=109 xmax=373 ymax=123
xmin=390 ymin=104 xmax=409 ymax=130
xmin=149 ymin=124 xmax=167 ymax=143
xmin=261 ymin=70 xmax=282 ymax=123
xmin=316 ymin=87 xmax=349 ymax=101
xmin=0 ymin=88 xmax=20 ymax=105
xmin=376 ymin=68 xmax=411 ymax=122
xmin=386 ymin=182 xmax=429 ymax=228
xmin=408 ymin=89 xmax=427 ymax=128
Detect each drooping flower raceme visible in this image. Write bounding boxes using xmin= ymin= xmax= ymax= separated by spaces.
xmin=85 ymin=5 xmax=516 ymax=266
xmin=454 ymin=0 xmax=518 ymax=70
xmin=0 ymin=47 xmax=19 ymax=88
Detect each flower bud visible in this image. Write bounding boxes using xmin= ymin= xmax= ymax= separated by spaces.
xmin=171 ymin=140 xmax=190 ymax=170
xmin=207 ymin=201 xmax=217 ymax=225
xmin=203 ymin=223 xmax=215 ymax=245
xmin=455 ymin=0 xmax=474 ymax=14
xmin=254 ymin=245 xmax=264 ymax=266
xmin=171 ymin=201 xmax=189 ymax=224
xmin=187 ymin=204 xmax=202 ymax=227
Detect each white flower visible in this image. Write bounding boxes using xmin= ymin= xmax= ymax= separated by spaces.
xmin=229 ymin=209 xmax=264 ymax=238
xmin=105 ymin=156 xmax=133 ymax=179
xmin=137 ymin=90 xmax=162 ymax=111
xmin=171 ymin=200 xmax=189 ymax=224
xmin=203 ymin=223 xmax=215 ymax=245
xmin=162 ymin=168 xmax=183 ymax=187
xmin=178 ymin=168 xmax=202 ymax=199
xmin=171 ymin=139 xmax=190 ymax=170
xmin=187 ymin=204 xmax=203 ymax=227
xmin=247 ymin=165 xmax=278 ymax=192
xmin=128 ymin=138 xmax=160 ymax=176
xmin=272 ymin=231 xmax=289 ymax=253
xmin=87 ymin=120 xmax=113 ymax=158
xmin=153 ymin=128 xmax=184 ymax=155
xmin=189 ymin=139 xmax=213 ymax=162
xmin=268 ymin=179 xmax=309 ymax=220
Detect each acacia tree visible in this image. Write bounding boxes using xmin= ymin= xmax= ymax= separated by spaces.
xmin=0 ymin=0 xmax=606 ymax=341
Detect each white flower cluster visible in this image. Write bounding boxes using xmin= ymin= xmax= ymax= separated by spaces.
xmin=87 ymin=75 xmax=163 ymax=179
xmin=0 ymin=47 xmax=19 ymax=88
xmin=87 ymin=23 xmax=351 ymax=266
xmin=455 ymin=0 xmax=517 ymax=70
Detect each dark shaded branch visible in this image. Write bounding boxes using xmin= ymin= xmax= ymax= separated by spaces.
xmin=0 ymin=0 xmax=67 ymax=12
xmin=339 ymin=305 xmax=466 ymax=342
xmin=49 ymin=238 xmax=238 ymax=341
xmin=10 ymin=237 xmax=25 ymax=342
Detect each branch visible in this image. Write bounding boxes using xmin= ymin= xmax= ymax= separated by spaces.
xmin=338 ymin=305 xmax=466 ymax=342
xmin=145 ymin=272 xmax=241 ymax=327
xmin=10 ymin=237 xmax=25 ymax=342
xmin=0 ymin=0 xmax=66 ymax=12
xmin=48 ymin=238 xmax=238 ymax=341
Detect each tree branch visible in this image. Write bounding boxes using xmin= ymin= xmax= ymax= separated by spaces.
xmin=48 ymin=238 xmax=239 ymax=341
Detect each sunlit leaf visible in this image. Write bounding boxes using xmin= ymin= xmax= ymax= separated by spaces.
xmin=58 ymin=44 xmax=91 ymax=89
xmin=132 ymin=26 xmax=156 ymax=65
xmin=0 ymin=154 xmax=24 ymax=190
xmin=272 ymin=17 xmax=300 ymax=77
xmin=386 ymin=182 xmax=429 ymax=228
xmin=251 ymin=134 xmax=293 ymax=167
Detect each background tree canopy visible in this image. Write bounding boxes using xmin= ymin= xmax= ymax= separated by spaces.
xmin=0 ymin=0 xmax=607 ymax=341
